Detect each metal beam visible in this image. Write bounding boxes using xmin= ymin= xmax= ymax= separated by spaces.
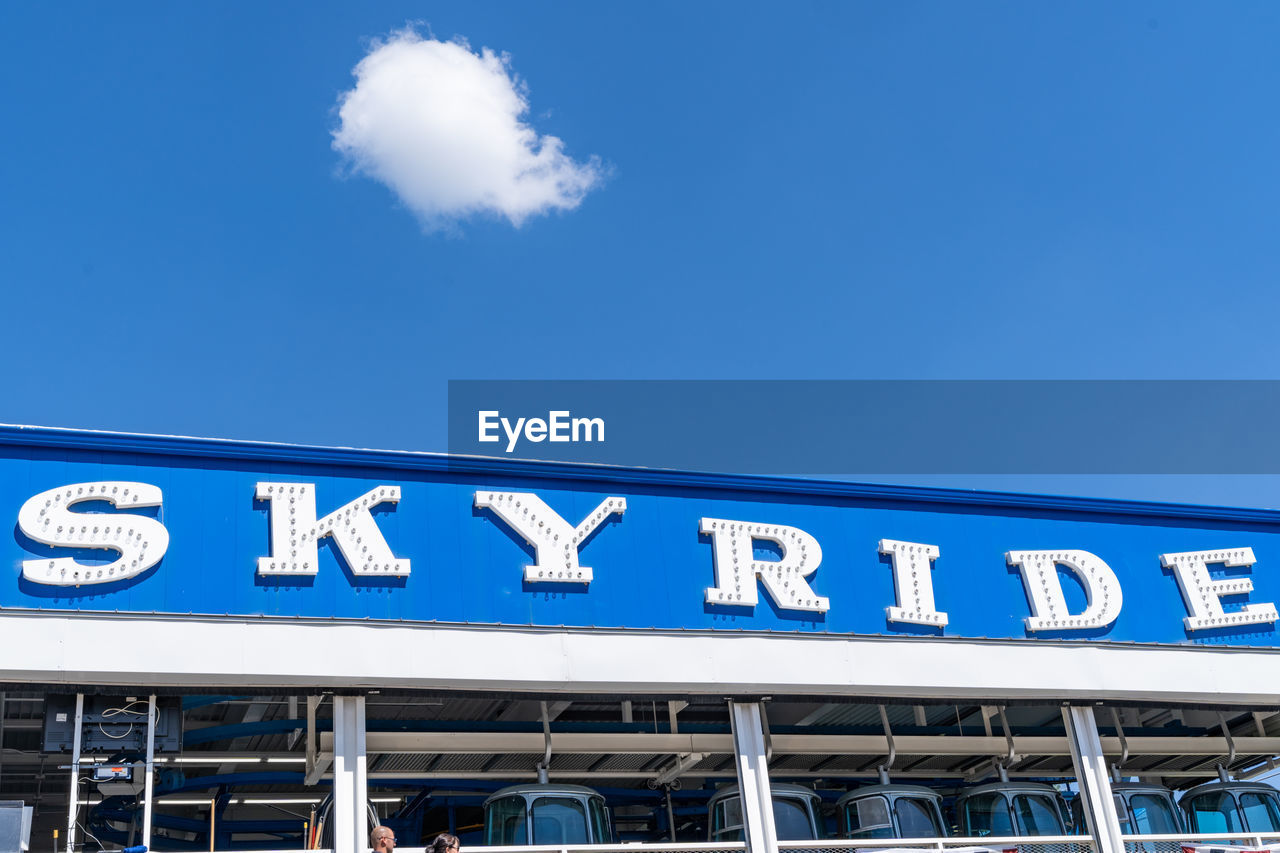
xmin=342 ymin=730 xmax=1280 ymax=757
xmin=305 ymin=696 xmax=330 ymax=786
xmin=188 ymin=765 xmax=1261 ymax=786
xmin=65 ymin=693 xmax=82 ymax=853
xmin=1252 ymin=712 xmax=1277 ymax=775
xmin=142 ymin=694 xmax=156 ymax=852
xmin=0 ymin=691 xmax=6 ymax=788
xmin=650 ymin=752 xmax=708 ymax=787
xmin=668 ymin=701 xmax=688 ymax=733
xmin=1064 ymin=707 xmax=1123 ymax=853
xmin=730 ymin=702 xmax=777 ymax=853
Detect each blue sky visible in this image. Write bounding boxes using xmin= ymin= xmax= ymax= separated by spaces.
xmin=3 ymin=2 xmax=1280 ymax=506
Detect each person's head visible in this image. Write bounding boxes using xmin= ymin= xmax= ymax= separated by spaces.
xmin=371 ymin=825 xmax=396 ymax=851
xmin=430 ymin=833 xmax=460 ymax=853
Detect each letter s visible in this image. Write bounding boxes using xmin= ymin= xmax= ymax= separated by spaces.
xmin=18 ymin=481 xmax=168 ymax=586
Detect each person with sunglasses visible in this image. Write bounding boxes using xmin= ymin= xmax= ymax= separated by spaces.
xmin=371 ymin=826 xmax=397 ymax=852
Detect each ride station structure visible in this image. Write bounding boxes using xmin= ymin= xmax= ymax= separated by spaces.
xmin=2 ymin=425 xmax=1280 ymax=853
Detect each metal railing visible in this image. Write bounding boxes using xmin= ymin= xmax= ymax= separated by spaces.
xmin=1119 ymin=833 xmax=1280 ymax=853
xmin=465 ymin=840 xmax=747 ymax=845
xmin=407 ymin=840 xmax=1093 ymax=853
xmin=192 ymin=832 xmax=1280 ymax=853
xmin=778 ymin=837 xmax=1094 ymax=853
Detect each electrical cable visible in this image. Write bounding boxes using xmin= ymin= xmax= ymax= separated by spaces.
xmin=101 ymin=703 xmax=149 ymax=723
xmin=96 ymin=701 xmax=148 ymax=741
xmin=260 ymin=802 xmax=311 ymax=820
xmin=76 ymin=820 xmax=106 ymax=852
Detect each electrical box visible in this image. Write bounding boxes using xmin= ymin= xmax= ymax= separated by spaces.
xmin=41 ymin=695 xmax=183 ymax=753
xmin=92 ymin=765 xmax=134 ymax=782
xmin=91 ymin=764 xmax=144 ymax=796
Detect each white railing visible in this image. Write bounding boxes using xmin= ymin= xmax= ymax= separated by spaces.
xmin=471 ymin=845 xmax=747 ymax=850
xmin=193 ymin=835 xmax=1280 ymax=853
xmin=777 ymin=838 xmax=1089 ymax=846
xmin=777 ymin=837 xmax=1094 ymax=853
xmin=1118 ymin=833 xmax=1280 ymax=852
xmin=404 ymin=840 xmax=1090 ymax=853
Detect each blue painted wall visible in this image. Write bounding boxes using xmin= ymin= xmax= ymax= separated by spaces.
xmin=2 ymin=426 xmax=1278 ymax=647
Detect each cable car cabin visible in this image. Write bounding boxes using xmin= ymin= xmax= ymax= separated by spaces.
xmin=956 ymin=782 xmax=1069 ymax=837
xmin=708 ymin=783 xmax=824 ymax=842
xmin=1180 ymin=781 xmax=1280 ymax=835
xmin=838 ymin=784 xmax=948 ymax=839
xmin=483 ymin=784 xmax=614 ymax=846
xmin=1068 ymin=783 xmax=1184 ymax=836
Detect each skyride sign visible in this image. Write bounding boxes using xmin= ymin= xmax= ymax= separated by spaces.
xmin=2 ymin=426 xmax=1280 ymax=649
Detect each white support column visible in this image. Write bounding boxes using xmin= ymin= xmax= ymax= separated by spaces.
xmin=334 ymin=697 xmax=353 ymax=853
xmin=355 ymin=697 xmax=368 ymax=843
xmin=66 ymin=693 xmax=83 ymax=853
xmin=142 ymin=694 xmax=156 ymax=851
xmin=333 ymin=697 xmax=369 ymax=853
xmin=729 ymin=702 xmax=778 ymax=853
xmin=1064 ymin=706 xmax=1125 ymax=853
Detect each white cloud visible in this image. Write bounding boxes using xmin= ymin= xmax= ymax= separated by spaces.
xmin=332 ymin=29 xmax=603 ymax=230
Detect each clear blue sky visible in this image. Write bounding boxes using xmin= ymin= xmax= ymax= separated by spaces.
xmin=3 ymin=2 xmax=1279 ymax=506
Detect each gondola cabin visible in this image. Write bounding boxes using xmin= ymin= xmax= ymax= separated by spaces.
xmin=956 ymin=782 xmax=1069 ymax=837
xmin=837 ymin=784 xmax=949 ymax=839
xmin=1179 ymin=780 xmax=1280 ymax=835
xmin=483 ymin=784 xmax=614 ymax=846
xmin=1068 ymin=782 xmax=1183 ymax=836
xmin=708 ymin=784 xmax=824 ymax=842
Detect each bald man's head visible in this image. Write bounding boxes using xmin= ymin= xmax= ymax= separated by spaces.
xmin=371 ymin=826 xmax=396 ymax=851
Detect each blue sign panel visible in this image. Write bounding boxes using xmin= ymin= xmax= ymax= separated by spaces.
xmin=2 ymin=426 xmax=1280 ymax=648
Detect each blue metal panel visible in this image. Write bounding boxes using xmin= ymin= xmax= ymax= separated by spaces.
xmin=2 ymin=426 xmax=1280 ymax=647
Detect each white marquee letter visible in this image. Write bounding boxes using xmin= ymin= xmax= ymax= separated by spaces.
xmin=19 ymin=481 xmax=169 ymax=586
xmin=701 ymin=518 xmax=829 ymax=613
xmin=475 ymin=491 xmax=625 ymax=583
xmin=256 ymin=482 xmax=409 ymax=577
xmin=1160 ymin=548 xmax=1277 ymax=631
xmin=879 ymin=539 xmax=948 ymax=626
xmin=1006 ymin=549 xmax=1123 ymax=631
